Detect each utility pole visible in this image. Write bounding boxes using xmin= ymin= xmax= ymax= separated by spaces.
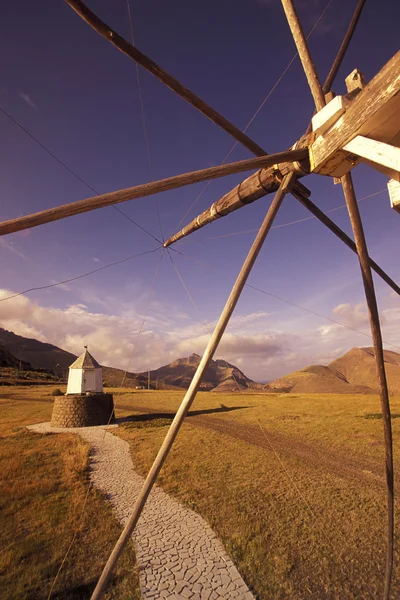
xmin=148 ymin=369 xmax=150 ymax=391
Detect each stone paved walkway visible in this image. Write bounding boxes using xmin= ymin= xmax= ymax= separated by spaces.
xmin=29 ymin=423 xmax=255 ymax=600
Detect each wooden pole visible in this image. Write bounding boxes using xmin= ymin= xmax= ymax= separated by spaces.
xmin=280 ymin=0 xmax=325 ymax=111
xmin=292 ymin=191 xmax=400 ymax=297
xmin=90 ymin=171 xmax=297 ymax=600
xmin=305 ymin=0 xmax=367 ymax=135
xmin=322 ymin=0 xmax=367 ymax=94
xmin=0 ymin=149 xmax=307 ymax=237
xmin=164 ymin=157 xmax=311 ymax=246
xmin=341 ymin=172 xmax=394 ymax=600
xmin=64 ymin=0 xmax=266 ymax=158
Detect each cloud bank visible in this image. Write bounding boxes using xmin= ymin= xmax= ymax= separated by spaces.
xmin=0 ymin=290 xmax=399 ymax=382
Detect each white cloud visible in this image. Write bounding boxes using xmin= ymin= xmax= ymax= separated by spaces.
xmin=19 ymin=92 xmax=37 ymax=110
xmin=0 ymin=291 xmax=399 ymax=382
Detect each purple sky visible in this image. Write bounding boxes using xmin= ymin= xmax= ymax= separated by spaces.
xmin=1 ymin=0 xmax=399 ymax=381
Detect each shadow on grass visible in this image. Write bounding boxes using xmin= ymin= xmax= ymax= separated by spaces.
xmin=115 ymin=404 xmax=250 ymax=427
xmin=52 ymin=574 xmax=124 ymax=599
xmin=363 ymin=413 xmax=400 ymax=419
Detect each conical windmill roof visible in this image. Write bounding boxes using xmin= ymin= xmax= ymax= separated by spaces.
xmin=69 ymin=349 xmax=101 ymax=370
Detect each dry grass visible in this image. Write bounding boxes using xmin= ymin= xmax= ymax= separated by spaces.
xmin=114 ymin=390 xmax=400 ymax=599
xmin=0 ymin=386 xmax=140 ymax=600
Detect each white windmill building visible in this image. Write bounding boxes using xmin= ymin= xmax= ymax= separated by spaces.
xmin=66 ymin=346 xmax=103 ymax=394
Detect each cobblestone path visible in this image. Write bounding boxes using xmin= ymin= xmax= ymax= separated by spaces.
xmin=29 ymin=423 xmax=255 ymax=600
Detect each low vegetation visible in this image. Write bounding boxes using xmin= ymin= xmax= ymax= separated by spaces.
xmin=114 ymin=390 xmax=400 ymax=599
xmin=3 ymin=385 xmax=400 ymax=599
xmin=0 ymin=388 xmax=140 ymax=600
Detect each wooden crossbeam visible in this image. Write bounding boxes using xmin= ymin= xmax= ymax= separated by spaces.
xmin=0 ymin=150 xmax=307 ymax=237
xmin=310 ymin=51 xmax=400 ymax=177
xmin=64 ymin=0 xmax=266 ymax=158
xmin=343 ymin=136 xmax=400 ymax=181
xmin=164 ymin=145 xmax=311 ymax=246
xmin=388 ymin=180 xmax=400 ymax=214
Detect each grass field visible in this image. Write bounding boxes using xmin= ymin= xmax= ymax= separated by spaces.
xmin=2 ymin=385 xmax=400 ymax=599
xmin=112 ymin=389 xmax=400 ymax=599
xmin=0 ymin=387 xmax=140 ymax=600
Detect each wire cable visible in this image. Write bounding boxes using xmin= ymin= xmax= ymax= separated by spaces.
xmin=174 ymin=248 xmax=400 ymax=354
xmin=125 ymin=0 xmax=164 ymax=243
xmin=175 ymin=0 xmax=336 ymax=229
xmin=0 ymin=106 xmax=162 ymax=245
xmin=167 ymin=246 xmax=354 ymax=582
xmin=0 ymin=247 xmax=161 ymax=303
xmin=120 ymin=248 xmax=165 ymax=387
xmin=177 ymin=188 xmax=386 ymax=245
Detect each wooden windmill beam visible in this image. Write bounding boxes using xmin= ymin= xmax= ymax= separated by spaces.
xmin=291 ymin=192 xmax=400 ymax=297
xmin=310 ymin=51 xmax=400 ymax=177
xmin=0 ymin=150 xmax=307 ymax=236
xmin=163 ymin=152 xmax=311 ymax=246
xmin=165 ymin=0 xmax=370 ymax=246
xmin=280 ymin=0 xmax=325 ymax=111
xmin=90 ymin=171 xmax=298 ymax=600
xmin=64 ymin=0 xmax=266 ymax=158
xmin=342 ymin=172 xmax=394 ymax=600
xmin=322 ymin=0 xmax=367 ymax=94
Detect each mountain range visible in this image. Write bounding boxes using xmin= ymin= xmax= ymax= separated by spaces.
xmin=264 ymin=347 xmax=400 ymax=394
xmin=1 ymin=327 xmax=400 ymax=394
xmin=140 ymin=353 xmax=254 ymax=392
xmin=0 ymin=328 xmax=253 ymax=391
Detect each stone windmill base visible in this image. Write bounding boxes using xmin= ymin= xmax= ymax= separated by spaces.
xmin=51 ymin=393 xmax=115 ymax=428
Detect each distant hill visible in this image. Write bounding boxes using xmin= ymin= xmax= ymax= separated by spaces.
xmin=141 ymin=353 xmax=254 ymax=391
xmin=0 ymin=344 xmax=31 ymax=370
xmin=0 ymin=329 xmax=253 ymax=390
xmin=264 ymin=347 xmax=400 ymax=394
xmin=0 ymin=328 xmax=76 ymax=372
xmin=0 ymin=328 xmax=140 ymax=385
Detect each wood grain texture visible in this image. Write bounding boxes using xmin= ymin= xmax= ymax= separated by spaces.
xmin=388 ymin=179 xmax=400 ymax=213
xmin=310 ymin=51 xmax=400 ymax=176
xmin=164 ymin=160 xmax=311 ymax=246
xmin=0 ymin=150 xmax=307 ymax=237
xmin=280 ymin=0 xmax=325 ymax=111
xmin=64 ymin=0 xmax=266 ymax=157
xmin=343 ymin=136 xmax=400 ymax=181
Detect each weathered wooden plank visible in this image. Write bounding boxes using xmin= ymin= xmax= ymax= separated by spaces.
xmin=343 ymin=136 xmax=400 ymax=181
xmin=388 ymin=179 xmax=400 ymax=214
xmin=64 ymin=0 xmax=266 ymax=157
xmin=310 ymin=51 xmax=400 ymax=177
xmin=0 ymin=150 xmax=307 ymax=237
xmin=312 ymin=95 xmax=349 ymax=136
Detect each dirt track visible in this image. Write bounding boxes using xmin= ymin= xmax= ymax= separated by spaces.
xmin=116 ymin=401 xmax=390 ymax=492
xmin=12 ymin=392 xmax=390 ymax=492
